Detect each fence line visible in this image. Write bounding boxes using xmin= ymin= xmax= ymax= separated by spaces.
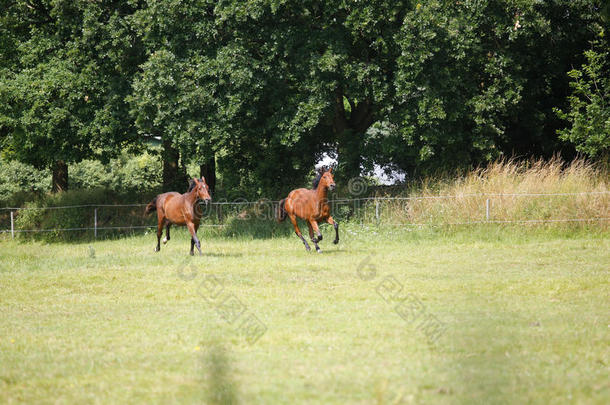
xmin=2 ymin=224 xmax=226 ymax=234
xmin=0 ymin=190 xmax=608 ymax=211
xmin=0 ymin=192 xmax=607 ymax=237
xmin=376 ymin=217 xmax=610 ymax=227
xmin=330 ymin=190 xmax=610 ymax=203
xmin=0 ymin=203 xmax=148 ymax=211
xmin=2 ymin=217 xmax=607 ymax=235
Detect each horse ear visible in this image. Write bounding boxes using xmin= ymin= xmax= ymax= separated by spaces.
xmin=328 ymin=166 xmax=333 ymax=174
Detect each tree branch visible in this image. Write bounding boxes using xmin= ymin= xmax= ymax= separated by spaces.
xmin=333 ymin=86 xmax=348 ymax=135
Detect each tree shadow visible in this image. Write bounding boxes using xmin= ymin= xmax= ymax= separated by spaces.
xmin=199 ymin=252 xmax=244 ymax=258
xmin=201 ymin=343 xmax=239 ymax=405
xmin=210 ymin=217 xmax=340 ymax=241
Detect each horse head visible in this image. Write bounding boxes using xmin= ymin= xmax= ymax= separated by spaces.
xmin=319 ymin=167 xmax=335 ymax=191
xmin=189 ymin=177 xmax=212 ymax=203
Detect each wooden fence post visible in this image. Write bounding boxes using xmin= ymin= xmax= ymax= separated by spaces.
xmin=486 ymin=198 xmax=490 ymax=221
xmin=375 ymin=200 xmax=380 ymax=222
xmin=94 ymin=208 xmax=98 ymax=239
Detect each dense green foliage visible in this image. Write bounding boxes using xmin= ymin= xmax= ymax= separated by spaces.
xmin=556 ymin=40 xmax=609 ymax=158
xmin=0 ymin=158 xmax=50 ymax=199
xmin=1 ymin=0 xmax=608 ymax=198
xmin=0 ymin=151 xmax=161 ymax=206
xmin=0 ymin=1 xmax=144 ymax=190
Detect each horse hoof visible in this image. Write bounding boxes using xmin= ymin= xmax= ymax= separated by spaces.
xmin=333 ymin=240 xmax=339 ymax=245
xmin=162 ymin=237 xmax=168 ymax=244
xmin=154 ymin=247 xmax=160 ymax=252
xmin=190 ymin=251 xmax=194 ymax=256
xmin=316 ymin=249 xmax=322 ymax=253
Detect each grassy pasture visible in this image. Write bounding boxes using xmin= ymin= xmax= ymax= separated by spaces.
xmin=0 ymin=224 xmax=608 ymax=404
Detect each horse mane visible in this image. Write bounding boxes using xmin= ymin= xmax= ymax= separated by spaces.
xmin=187 ymin=178 xmax=205 ymax=192
xmin=311 ymin=166 xmax=326 ymax=190
xmin=311 ymin=174 xmax=321 ymax=189
xmin=311 ymin=172 xmax=323 ymax=190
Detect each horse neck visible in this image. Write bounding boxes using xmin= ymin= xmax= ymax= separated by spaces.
xmin=184 ymin=189 xmax=199 ymax=206
xmin=315 ymin=183 xmax=328 ymax=202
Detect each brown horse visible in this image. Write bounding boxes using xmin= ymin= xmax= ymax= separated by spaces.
xmin=145 ymin=177 xmax=212 ymax=255
xmin=277 ymin=167 xmax=339 ymax=252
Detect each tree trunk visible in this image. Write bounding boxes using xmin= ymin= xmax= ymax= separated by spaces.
xmin=333 ymin=89 xmax=374 ymax=182
xmin=51 ymin=160 xmax=68 ymax=193
xmin=337 ymin=129 xmax=364 ymax=182
xmin=162 ymin=137 xmax=185 ymax=191
xmin=200 ymin=154 xmax=216 ymax=194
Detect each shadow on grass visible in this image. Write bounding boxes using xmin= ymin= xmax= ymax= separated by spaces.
xmin=9 ymin=227 xmax=154 ymax=245
xmin=212 ymin=217 xmax=294 ymax=239
xmin=199 ymin=252 xmax=244 ymax=258
xmin=9 ymin=218 xmax=607 ymax=246
xmin=202 ymin=344 xmax=239 ymax=405
xmin=441 ymin=309 xmax=531 ymax=403
xmin=315 ymin=248 xmax=348 ymax=254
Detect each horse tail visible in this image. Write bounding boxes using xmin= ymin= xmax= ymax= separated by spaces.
xmin=277 ymin=198 xmax=287 ymax=222
xmin=145 ymin=197 xmax=157 ymax=215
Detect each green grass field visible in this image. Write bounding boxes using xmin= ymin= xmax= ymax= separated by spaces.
xmin=1 ymin=224 xmax=608 ymax=404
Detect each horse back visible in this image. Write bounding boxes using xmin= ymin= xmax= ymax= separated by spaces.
xmin=159 ymin=192 xmax=190 ymax=225
xmin=286 ymin=188 xmax=330 ymax=220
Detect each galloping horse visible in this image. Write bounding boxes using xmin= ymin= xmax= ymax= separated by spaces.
xmin=145 ymin=177 xmax=212 ymax=255
xmin=277 ymin=167 xmax=339 ymax=252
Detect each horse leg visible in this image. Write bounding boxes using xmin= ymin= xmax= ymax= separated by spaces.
xmin=288 ymin=213 xmax=310 ymax=251
xmin=310 ymin=220 xmax=322 ymax=253
xmin=163 ymin=223 xmax=171 ymax=244
xmin=187 ymin=222 xmax=202 ymax=256
xmin=155 ymin=219 xmax=164 ymax=252
xmin=307 ymin=221 xmax=321 ymax=253
xmin=190 ymin=222 xmax=200 ymax=256
xmin=327 ymin=216 xmax=339 ymax=244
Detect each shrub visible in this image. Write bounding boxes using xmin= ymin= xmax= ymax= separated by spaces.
xmin=13 ymin=188 xmax=158 ymax=241
xmin=70 ymin=160 xmax=113 ymax=190
xmin=0 ymin=158 xmax=50 ymax=203
xmin=111 ymin=151 xmax=162 ymax=193
xmin=71 ymin=150 xmax=162 ymax=193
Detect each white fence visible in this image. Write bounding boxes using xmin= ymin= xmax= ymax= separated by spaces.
xmin=0 ymin=191 xmax=608 ymax=238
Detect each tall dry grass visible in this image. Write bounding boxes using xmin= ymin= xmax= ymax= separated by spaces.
xmin=372 ymin=157 xmax=609 ymax=226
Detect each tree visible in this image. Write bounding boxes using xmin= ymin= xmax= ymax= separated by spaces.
xmin=556 ymin=39 xmax=609 ymax=158
xmin=128 ymin=0 xmax=217 ymax=192
xmin=205 ymin=0 xmax=410 ymax=183
xmin=2 ymin=0 xmax=605 ymax=198
xmin=0 ymin=0 xmax=144 ymax=191
xmin=128 ymin=0 xmax=330 ymax=196
xmin=384 ymin=0 xmax=604 ymax=175
xmin=183 ymin=0 xmax=603 ymax=184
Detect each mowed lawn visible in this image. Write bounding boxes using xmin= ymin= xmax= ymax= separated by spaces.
xmin=0 ymin=225 xmax=608 ymax=404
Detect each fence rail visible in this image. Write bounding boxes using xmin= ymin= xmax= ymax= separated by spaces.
xmin=0 ymin=191 xmax=608 ymax=237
